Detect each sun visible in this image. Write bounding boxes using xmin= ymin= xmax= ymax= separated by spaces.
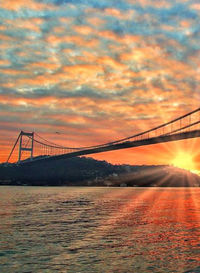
xmin=171 ymin=151 xmax=198 ymax=174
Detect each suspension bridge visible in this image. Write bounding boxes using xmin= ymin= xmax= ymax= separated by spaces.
xmin=6 ymin=107 xmax=200 ymax=165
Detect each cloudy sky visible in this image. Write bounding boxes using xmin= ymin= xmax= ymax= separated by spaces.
xmin=0 ymin=0 xmax=200 ymax=165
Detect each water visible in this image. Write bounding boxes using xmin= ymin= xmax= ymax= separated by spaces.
xmin=0 ymin=186 xmax=200 ymax=273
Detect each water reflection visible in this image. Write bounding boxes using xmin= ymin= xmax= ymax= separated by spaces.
xmin=0 ymin=187 xmax=199 ymax=273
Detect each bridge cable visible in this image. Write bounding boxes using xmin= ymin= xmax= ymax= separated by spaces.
xmin=33 ymin=107 xmax=200 ymax=151
xmin=6 ymin=132 xmax=21 ymax=163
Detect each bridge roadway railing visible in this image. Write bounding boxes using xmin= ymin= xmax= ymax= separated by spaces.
xmin=32 ymin=107 xmax=200 ymax=158
xmin=21 ymin=129 xmax=200 ymax=165
xmin=7 ymin=107 xmax=200 ymax=163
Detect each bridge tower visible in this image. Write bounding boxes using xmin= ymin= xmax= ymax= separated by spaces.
xmin=6 ymin=131 xmax=34 ymax=163
xmin=18 ymin=131 xmax=34 ymax=162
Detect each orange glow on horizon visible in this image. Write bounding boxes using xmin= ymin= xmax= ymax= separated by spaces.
xmin=170 ymin=151 xmax=199 ymax=174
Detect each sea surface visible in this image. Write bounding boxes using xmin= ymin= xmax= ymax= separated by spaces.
xmin=0 ymin=186 xmax=200 ymax=273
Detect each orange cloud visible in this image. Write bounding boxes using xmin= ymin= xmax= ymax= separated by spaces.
xmin=59 ymin=17 xmax=73 ymax=24
xmin=46 ymin=34 xmax=99 ymax=48
xmin=1 ymin=0 xmax=54 ymax=11
xmin=74 ymin=25 xmax=94 ymax=35
xmin=120 ymin=46 xmax=163 ymax=64
xmin=191 ymin=3 xmax=200 ymax=11
xmin=64 ymin=50 xmax=99 ymax=65
xmin=0 ymin=59 xmax=10 ymax=66
xmin=127 ymin=0 xmax=171 ymax=9
xmin=16 ymin=51 xmax=28 ymax=57
xmin=62 ymin=64 xmax=104 ymax=79
xmin=2 ymin=75 xmax=56 ymax=88
xmin=104 ymin=8 xmax=135 ymax=20
xmin=98 ymin=30 xmax=119 ymax=42
xmin=0 ymin=68 xmax=30 ymax=76
xmin=0 ymin=34 xmax=14 ymax=41
xmin=0 ymin=95 xmax=58 ymax=107
xmin=26 ymin=62 xmax=61 ymax=72
xmin=6 ymin=18 xmax=44 ymax=32
xmin=0 ymin=25 xmax=6 ymax=31
xmin=87 ymin=17 xmax=105 ymax=27
xmin=121 ymin=34 xmax=142 ymax=45
xmin=97 ymin=56 xmax=127 ymax=71
xmin=1 ymin=63 xmax=104 ymax=89
xmin=97 ymin=31 xmax=143 ymax=49
xmin=53 ymin=26 xmax=66 ymax=34
xmin=180 ymin=20 xmax=192 ymax=28
xmin=162 ymin=24 xmax=176 ymax=32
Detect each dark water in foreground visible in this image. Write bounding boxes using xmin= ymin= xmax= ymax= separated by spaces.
xmin=0 ymin=187 xmax=200 ymax=273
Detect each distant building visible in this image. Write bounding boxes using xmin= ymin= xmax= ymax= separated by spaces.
xmin=120 ymin=183 xmax=127 ymax=187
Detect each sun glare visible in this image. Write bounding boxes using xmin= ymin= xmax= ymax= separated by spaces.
xmin=171 ymin=151 xmax=198 ymax=174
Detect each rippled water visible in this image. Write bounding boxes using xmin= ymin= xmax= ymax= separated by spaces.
xmin=0 ymin=186 xmax=200 ymax=273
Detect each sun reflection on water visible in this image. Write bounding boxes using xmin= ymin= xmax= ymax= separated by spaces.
xmin=0 ymin=186 xmax=200 ymax=273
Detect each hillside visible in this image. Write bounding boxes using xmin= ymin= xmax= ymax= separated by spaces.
xmin=0 ymin=157 xmax=199 ymax=187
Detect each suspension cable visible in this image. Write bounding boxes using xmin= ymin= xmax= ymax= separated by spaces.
xmin=6 ymin=132 xmax=21 ymax=163
xmin=33 ymin=107 xmax=200 ymax=150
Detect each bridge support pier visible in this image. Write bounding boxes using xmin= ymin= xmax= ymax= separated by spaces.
xmin=18 ymin=131 xmax=34 ymax=162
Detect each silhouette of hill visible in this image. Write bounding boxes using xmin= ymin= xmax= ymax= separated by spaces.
xmin=0 ymin=157 xmax=199 ymax=187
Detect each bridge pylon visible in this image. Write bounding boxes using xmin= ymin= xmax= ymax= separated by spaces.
xmin=18 ymin=131 xmax=34 ymax=162
xmin=6 ymin=131 xmax=34 ymax=163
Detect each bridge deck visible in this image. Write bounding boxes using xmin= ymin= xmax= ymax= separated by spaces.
xmin=21 ymin=129 xmax=200 ymax=165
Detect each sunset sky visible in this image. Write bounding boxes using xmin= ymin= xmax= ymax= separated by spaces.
xmin=0 ymin=0 xmax=200 ymax=169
